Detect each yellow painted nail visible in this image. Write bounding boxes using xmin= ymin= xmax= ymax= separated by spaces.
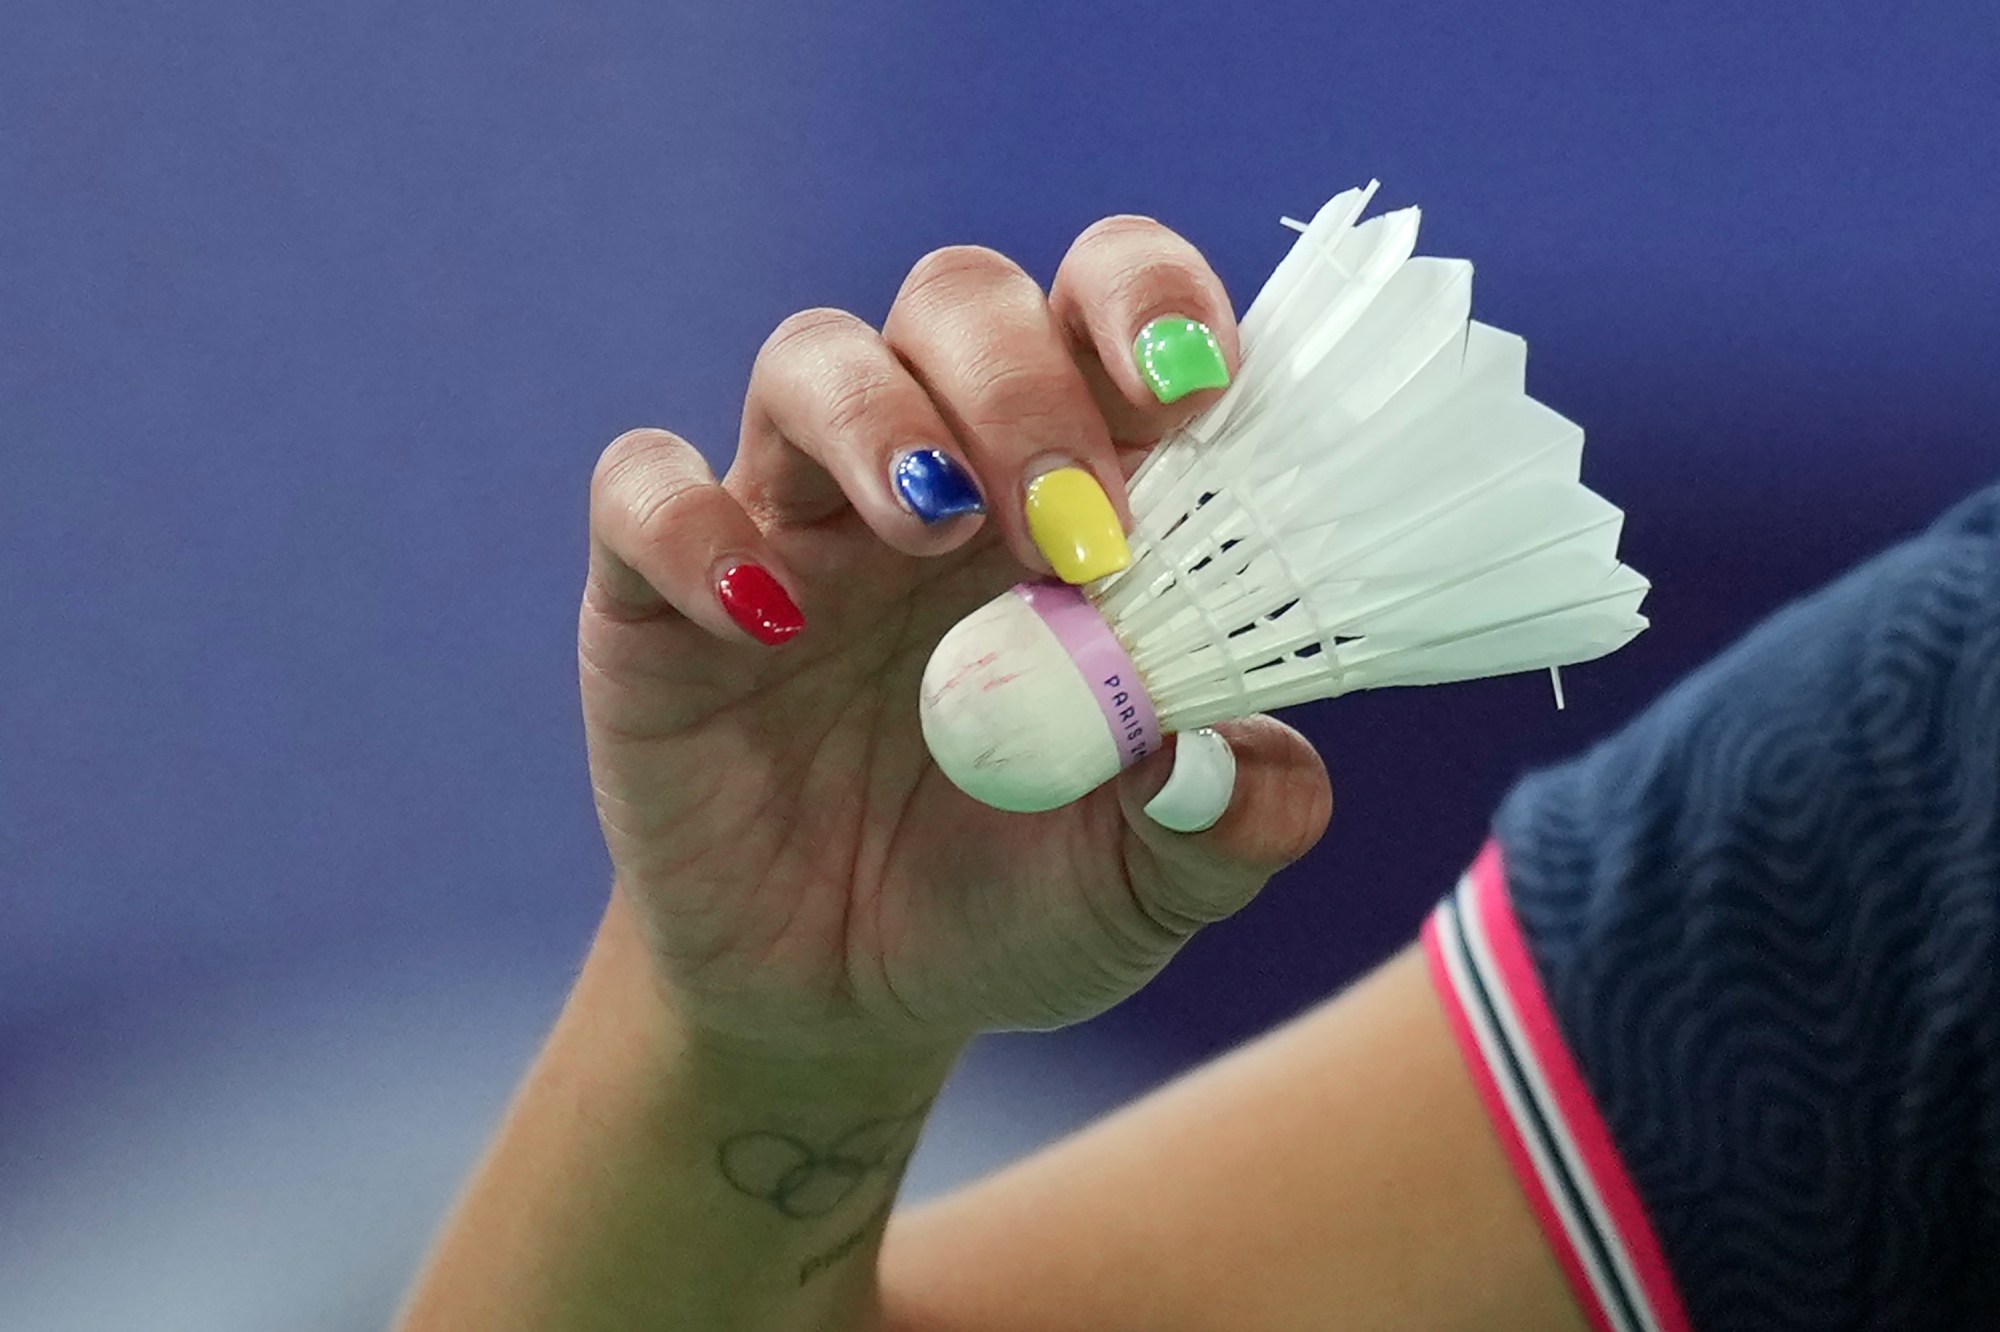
xmin=1024 ymin=466 xmax=1131 ymax=584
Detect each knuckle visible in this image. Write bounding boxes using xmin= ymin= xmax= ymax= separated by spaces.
xmin=754 ymin=308 xmax=909 ymax=444
xmin=1108 ymin=251 xmax=1193 ymax=311
xmin=592 ymin=428 xmax=677 ymax=498
xmin=900 ymin=244 xmax=1031 ymax=311
xmin=626 ymin=468 xmax=711 ymax=544
xmin=759 ymin=306 xmax=868 ymax=366
xmin=955 ymin=349 xmax=1068 ymax=435
xmin=817 ymin=360 xmax=904 ymax=442
xmin=591 ymin=429 xmax=709 ymax=534
xmin=1071 ymin=212 xmax=1166 ymax=253
xmin=1060 ymin=215 xmax=1210 ymax=318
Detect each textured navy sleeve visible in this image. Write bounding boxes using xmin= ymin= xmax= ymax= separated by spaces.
xmin=1482 ymin=484 xmax=2000 ymax=1330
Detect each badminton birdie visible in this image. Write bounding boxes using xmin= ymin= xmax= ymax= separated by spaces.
xmin=920 ymin=182 xmax=1650 ymax=814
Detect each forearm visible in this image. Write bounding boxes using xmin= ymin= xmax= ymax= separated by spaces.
xmin=877 ymin=947 xmax=1585 ymax=1332
xmin=398 ymin=889 xmax=961 ymax=1332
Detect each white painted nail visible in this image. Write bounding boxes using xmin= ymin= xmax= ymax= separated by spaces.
xmin=1142 ymin=728 xmax=1236 ymax=833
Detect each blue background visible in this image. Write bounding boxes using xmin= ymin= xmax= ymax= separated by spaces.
xmin=3 ymin=2 xmax=1995 ymax=1325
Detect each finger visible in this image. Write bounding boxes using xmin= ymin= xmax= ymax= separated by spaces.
xmin=587 ymin=428 xmax=806 ymax=647
xmin=1050 ymin=215 xmax=1240 ymax=444
xmin=883 ymin=245 xmax=1132 ymax=586
xmin=1116 ymin=716 xmax=1332 ymax=926
xmin=734 ymin=309 xmax=989 ymax=557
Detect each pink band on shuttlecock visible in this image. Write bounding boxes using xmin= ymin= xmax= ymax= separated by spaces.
xmin=1015 ymin=580 xmax=1162 ymax=770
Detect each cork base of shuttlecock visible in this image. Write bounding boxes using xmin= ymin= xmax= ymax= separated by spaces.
xmin=920 ymin=581 xmax=1163 ymax=813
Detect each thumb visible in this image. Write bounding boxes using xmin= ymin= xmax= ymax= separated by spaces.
xmin=1114 ymin=716 xmax=1333 ymax=926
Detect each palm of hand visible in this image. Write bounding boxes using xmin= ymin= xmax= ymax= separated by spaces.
xmin=580 ymin=513 xmax=1187 ymax=1047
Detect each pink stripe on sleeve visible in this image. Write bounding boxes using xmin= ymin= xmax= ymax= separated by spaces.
xmin=1423 ymin=913 xmax=1618 ymax=1332
xmin=1464 ymin=842 xmax=1695 ymax=1332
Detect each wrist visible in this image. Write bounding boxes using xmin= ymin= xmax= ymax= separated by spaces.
xmin=407 ymin=886 xmax=961 ymax=1328
xmin=595 ymin=884 xmax=966 ymax=1104
xmin=678 ymin=1024 xmax=964 ymax=1108
xmin=579 ymin=889 xmax=956 ymax=1283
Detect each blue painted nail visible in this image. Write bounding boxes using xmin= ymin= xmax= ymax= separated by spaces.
xmin=891 ymin=448 xmax=984 ymax=524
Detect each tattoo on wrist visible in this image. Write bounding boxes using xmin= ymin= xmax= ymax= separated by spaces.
xmin=796 ymin=1194 xmax=895 ymax=1287
xmin=717 ymin=1104 xmax=928 ymax=1220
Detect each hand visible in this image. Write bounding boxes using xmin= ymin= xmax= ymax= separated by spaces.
xmin=580 ymin=217 xmax=1333 ymax=1056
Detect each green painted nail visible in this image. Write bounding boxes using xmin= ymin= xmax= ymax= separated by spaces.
xmin=1133 ymin=316 xmax=1229 ymax=404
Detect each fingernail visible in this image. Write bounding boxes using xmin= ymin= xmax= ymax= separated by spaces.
xmin=715 ymin=563 xmax=804 ymax=645
xmin=1134 ymin=316 xmax=1229 ymax=404
xmin=1024 ymin=464 xmax=1130 ymax=584
xmin=1143 ymin=729 xmax=1236 ymax=833
xmin=890 ymin=447 xmax=985 ymax=524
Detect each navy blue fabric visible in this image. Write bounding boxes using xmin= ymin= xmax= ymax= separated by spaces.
xmin=1496 ymin=484 xmax=2000 ymax=1329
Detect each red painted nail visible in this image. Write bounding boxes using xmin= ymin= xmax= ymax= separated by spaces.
xmin=715 ymin=563 xmax=804 ymax=645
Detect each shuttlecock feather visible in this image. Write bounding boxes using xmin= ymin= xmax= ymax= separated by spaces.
xmin=921 ymin=183 xmax=1649 ymax=813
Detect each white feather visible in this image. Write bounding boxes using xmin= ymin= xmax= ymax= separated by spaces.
xmin=1095 ymin=195 xmax=1647 ymax=734
xmin=920 ymin=186 xmax=1650 ymax=811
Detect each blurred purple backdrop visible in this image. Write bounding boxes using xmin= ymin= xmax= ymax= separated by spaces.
xmin=2 ymin=1 xmax=1996 ymax=1325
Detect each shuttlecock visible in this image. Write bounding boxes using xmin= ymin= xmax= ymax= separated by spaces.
xmin=920 ymin=183 xmax=1650 ymax=814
